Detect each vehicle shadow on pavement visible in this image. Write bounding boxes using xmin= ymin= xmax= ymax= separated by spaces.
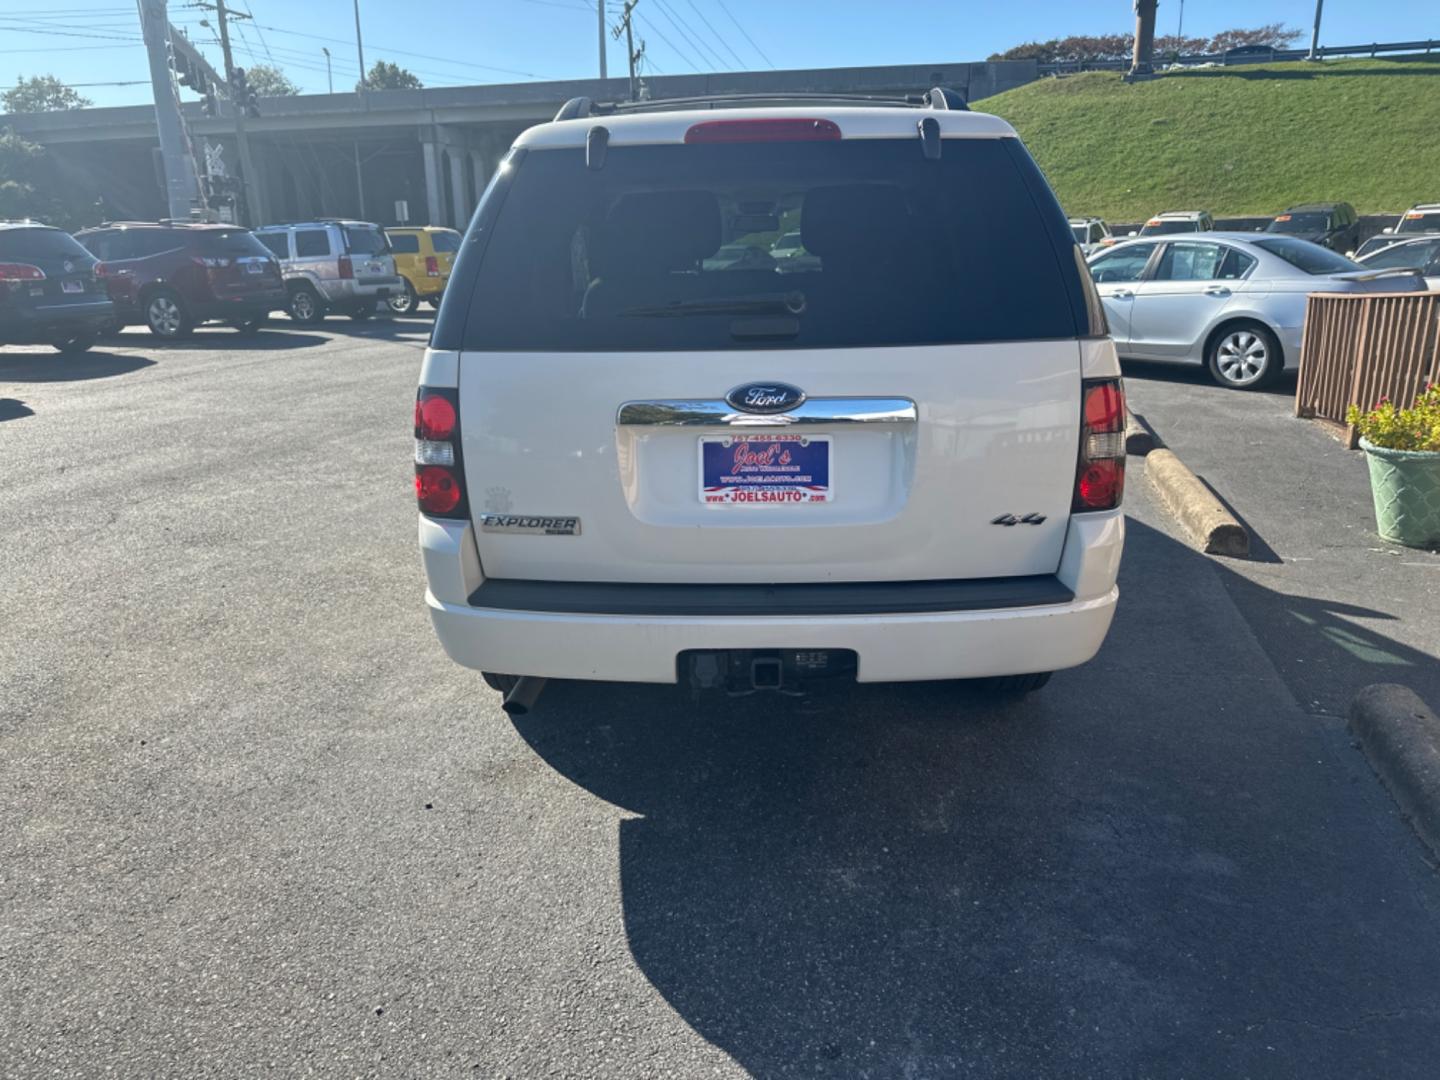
xmin=0 ymin=351 xmax=154 ymax=383
xmin=510 ymin=517 xmax=1440 ymax=1077
xmin=121 ymin=328 xmax=330 ymax=351
xmin=1121 ymin=359 xmax=1297 ymax=398
xmin=0 ymin=397 xmax=35 ymax=422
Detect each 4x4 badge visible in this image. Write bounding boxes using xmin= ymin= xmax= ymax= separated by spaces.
xmin=726 ymin=382 xmax=806 ymax=415
xmin=991 ymin=513 xmax=1047 ymax=526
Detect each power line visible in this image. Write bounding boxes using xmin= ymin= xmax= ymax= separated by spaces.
xmin=651 ymin=0 xmax=724 ymax=69
xmin=715 ymin=0 xmax=772 ymax=68
xmin=686 ymin=1 xmax=746 ymax=68
xmin=635 ymin=12 xmax=701 ymax=72
xmin=238 ymin=0 xmax=274 ymax=64
xmin=242 ymin=19 xmax=546 ymax=79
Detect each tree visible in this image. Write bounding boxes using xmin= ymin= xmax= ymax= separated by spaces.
xmin=244 ymin=63 xmax=300 ymax=98
xmin=357 ymin=60 xmax=422 ymax=91
xmin=0 ymin=126 xmax=64 ymax=223
xmin=989 ymin=25 xmax=1302 ymax=64
xmin=2 ymin=75 xmax=92 ymax=114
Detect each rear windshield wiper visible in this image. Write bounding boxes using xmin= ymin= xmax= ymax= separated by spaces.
xmin=619 ymin=292 xmax=806 ymax=318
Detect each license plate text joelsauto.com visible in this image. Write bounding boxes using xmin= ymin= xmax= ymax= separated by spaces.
xmin=699 ymin=434 xmax=832 ymax=505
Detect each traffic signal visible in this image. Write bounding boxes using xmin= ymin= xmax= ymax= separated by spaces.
xmin=230 ymin=66 xmax=260 ymax=118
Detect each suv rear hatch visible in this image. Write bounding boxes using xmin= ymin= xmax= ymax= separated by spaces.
xmin=442 ymin=117 xmax=1098 ymax=585
xmin=0 ymin=227 xmax=100 ymax=314
xmin=197 ymin=228 xmax=283 ymax=296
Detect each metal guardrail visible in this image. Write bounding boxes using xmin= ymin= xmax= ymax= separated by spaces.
xmin=1296 ymin=292 xmax=1440 ymax=445
xmin=1039 ymin=39 xmax=1440 ymax=74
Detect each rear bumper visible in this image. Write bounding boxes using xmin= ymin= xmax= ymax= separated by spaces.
xmin=420 ymin=510 xmax=1124 ymax=684
xmin=1 ymin=299 xmax=114 ymax=343
xmin=322 ymin=277 xmax=401 ymax=303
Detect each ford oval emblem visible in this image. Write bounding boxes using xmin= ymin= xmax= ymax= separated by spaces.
xmin=726 ymin=382 xmax=806 ymax=415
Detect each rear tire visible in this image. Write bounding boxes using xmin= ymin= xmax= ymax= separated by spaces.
xmin=52 ymin=334 xmax=97 ymax=354
xmin=974 ymin=672 xmax=1052 ymax=698
xmin=1206 ymin=322 xmax=1283 ymax=390
xmin=427 ymin=298 xmax=443 ymax=311
xmin=482 ymin=673 xmax=520 ymax=694
xmin=144 ymin=289 xmax=191 ymax=340
xmin=287 ymin=284 xmax=324 ymax=324
xmin=388 ymin=281 xmax=419 ymax=315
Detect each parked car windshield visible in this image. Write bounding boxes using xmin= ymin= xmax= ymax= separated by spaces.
xmin=342 ymin=225 xmax=389 ymax=255
xmin=1267 ymin=212 xmax=1330 ymax=234
xmin=1359 ymin=238 xmax=1440 ymax=270
xmin=200 ymin=230 xmax=274 ymax=257
xmin=457 ymin=139 xmax=1080 ymax=351
xmin=1397 ymin=211 xmax=1440 ymax=234
xmin=1138 ymin=219 xmax=1199 ymax=236
xmin=1252 ymin=237 xmax=1359 ymax=274
xmin=0 ymin=227 xmax=92 ymax=260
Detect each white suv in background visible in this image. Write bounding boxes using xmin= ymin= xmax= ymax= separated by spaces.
xmin=415 ymin=90 xmax=1125 ymax=713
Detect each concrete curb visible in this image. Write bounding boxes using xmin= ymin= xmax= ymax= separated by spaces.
xmin=1125 ymin=408 xmax=1158 ymax=456
xmin=1349 ymin=684 xmax=1440 ymax=861
xmin=1143 ymin=449 xmax=1250 ymax=557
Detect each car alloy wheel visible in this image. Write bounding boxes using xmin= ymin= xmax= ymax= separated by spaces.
xmin=148 ymin=295 xmax=184 ymax=338
xmin=290 ymin=289 xmax=319 ymax=322
xmin=1214 ymin=329 xmax=1270 ymax=387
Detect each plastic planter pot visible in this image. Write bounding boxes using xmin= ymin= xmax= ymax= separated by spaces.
xmin=1359 ymin=438 xmax=1440 ymax=548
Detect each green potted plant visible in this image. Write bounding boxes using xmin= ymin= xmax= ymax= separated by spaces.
xmin=1347 ymin=383 xmax=1440 ymax=548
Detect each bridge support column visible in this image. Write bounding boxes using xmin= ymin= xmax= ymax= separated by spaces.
xmin=422 ymin=139 xmax=443 ymax=226
xmin=449 ymin=148 xmax=468 ymax=228
xmin=470 ymin=148 xmax=488 ymax=206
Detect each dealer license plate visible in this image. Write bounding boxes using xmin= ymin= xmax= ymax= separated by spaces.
xmin=61 ymin=279 xmax=84 ymax=294
xmin=699 ymin=434 xmax=832 ymax=505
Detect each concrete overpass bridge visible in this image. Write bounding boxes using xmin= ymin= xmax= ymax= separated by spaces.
xmin=1 ymin=60 xmax=1038 ymax=229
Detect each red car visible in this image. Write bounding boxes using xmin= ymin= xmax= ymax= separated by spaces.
xmin=74 ymin=222 xmax=287 ymax=339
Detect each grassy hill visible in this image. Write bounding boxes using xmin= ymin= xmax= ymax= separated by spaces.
xmin=981 ymin=57 xmax=1440 ymax=222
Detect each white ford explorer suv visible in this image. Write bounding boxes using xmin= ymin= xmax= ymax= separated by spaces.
xmin=416 ymin=90 xmax=1125 ymax=714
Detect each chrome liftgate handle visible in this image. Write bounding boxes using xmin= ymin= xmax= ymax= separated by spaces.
xmin=616 ymin=397 xmax=918 ymax=428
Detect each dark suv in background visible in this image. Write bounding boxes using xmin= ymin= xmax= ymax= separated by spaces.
xmin=0 ymin=221 xmax=114 ymax=353
xmin=1264 ymin=202 xmax=1360 ymax=253
xmin=74 ymin=222 xmax=286 ymax=339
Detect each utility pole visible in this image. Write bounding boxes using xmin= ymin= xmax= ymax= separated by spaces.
xmin=1308 ymin=0 xmax=1325 ymax=60
xmin=354 ymin=0 xmax=367 ymax=91
xmin=323 ymin=47 xmax=334 ymax=93
xmin=597 ymin=0 xmax=607 ymax=80
xmin=612 ymin=1 xmax=644 ymax=101
xmin=1129 ymin=0 xmax=1159 ymax=79
xmin=211 ymin=0 xmax=264 ymax=226
xmin=137 ymin=0 xmax=202 ymax=219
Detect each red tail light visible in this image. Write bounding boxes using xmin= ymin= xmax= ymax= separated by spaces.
xmin=684 ymin=118 xmax=842 ymax=144
xmin=1073 ymin=378 xmax=1126 ymax=512
xmin=415 ymin=387 xmax=466 ymax=518
xmin=424 ymin=255 xmax=440 ymax=277
xmin=0 ymin=262 xmax=45 ymax=281
xmin=338 ymin=255 xmax=354 ymax=280
xmin=92 ymin=261 xmax=110 ymax=278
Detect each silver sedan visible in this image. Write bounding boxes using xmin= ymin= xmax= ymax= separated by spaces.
xmin=1086 ymin=233 xmax=1426 ymax=389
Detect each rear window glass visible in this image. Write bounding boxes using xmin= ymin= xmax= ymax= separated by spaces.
xmin=1267 ymin=212 xmax=1331 ymax=234
xmin=388 ymin=232 xmax=421 ymax=253
xmin=1360 ymin=239 xmax=1440 ymax=270
xmin=457 ymin=139 xmax=1078 ymax=351
xmin=200 ymin=230 xmax=272 ymax=257
xmin=0 ymin=227 xmax=91 ymax=259
xmin=431 ymin=230 xmax=461 ymax=253
xmin=342 ymin=225 xmax=388 ymax=255
xmin=1139 ymin=218 xmax=1199 ymax=236
xmin=1398 ymin=211 xmax=1440 ymax=235
xmin=1252 ymin=237 xmax=1359 ymax=275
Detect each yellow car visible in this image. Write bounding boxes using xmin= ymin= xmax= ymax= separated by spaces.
xmin=385 ymin=226 xmax=462 ymax=315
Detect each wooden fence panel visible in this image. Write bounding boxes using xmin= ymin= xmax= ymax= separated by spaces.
xmin=1296 ymin=292 xmax=1440 ymax=446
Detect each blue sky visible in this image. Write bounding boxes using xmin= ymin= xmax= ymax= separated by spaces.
xmin=1 ymin=0 xmax=1435 ymax=108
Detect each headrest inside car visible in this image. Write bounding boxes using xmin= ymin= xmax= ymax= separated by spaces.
xmin=801 ymin=184 xmax=913 ymax=261
xmin=603 ymin=190 xmax=722 ymax=272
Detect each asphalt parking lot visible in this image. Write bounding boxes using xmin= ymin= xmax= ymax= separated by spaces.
xmin=4 ymin=325 xmax=1440 ymax=1079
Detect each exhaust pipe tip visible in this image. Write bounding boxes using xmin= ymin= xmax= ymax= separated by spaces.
xmin=501 ymin=676 xmax=548 ymax=716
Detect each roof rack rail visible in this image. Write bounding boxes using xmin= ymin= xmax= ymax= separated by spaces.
xmin=552 ymin=86 xmax=968 ymax=121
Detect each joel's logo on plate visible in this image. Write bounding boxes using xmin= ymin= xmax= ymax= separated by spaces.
xmin=725 ymin=382 xmax=806 ymax=415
